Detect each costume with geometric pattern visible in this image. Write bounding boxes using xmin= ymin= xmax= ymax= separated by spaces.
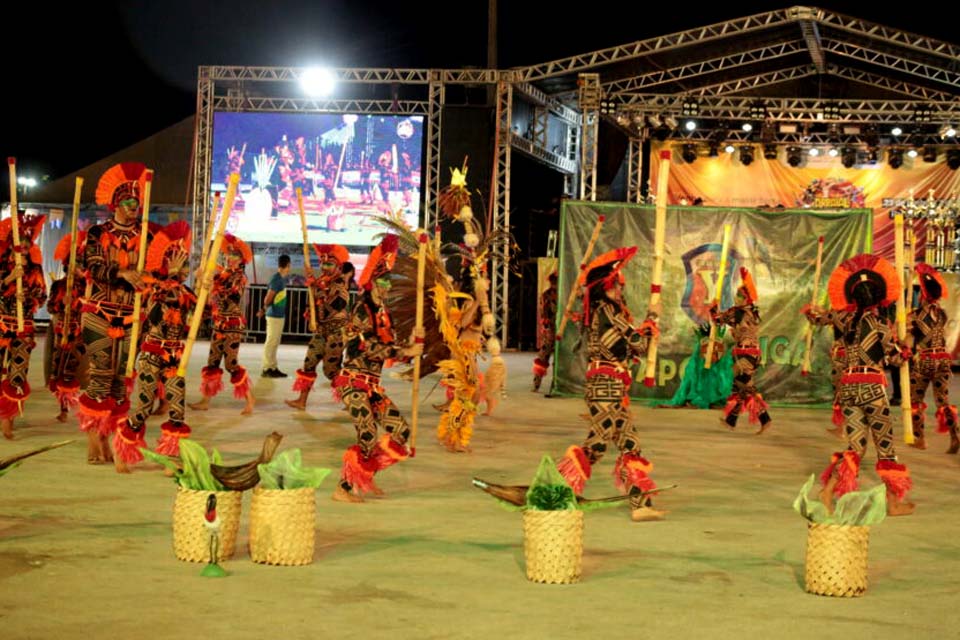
xmin=47 ymin=231 xmax=87 ymax=419
xmin=532 ymin=273 xmax=558 ymax=392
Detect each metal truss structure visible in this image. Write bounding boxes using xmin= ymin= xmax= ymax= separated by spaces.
xmin=192 ymin=6 xmax=960 ymax=346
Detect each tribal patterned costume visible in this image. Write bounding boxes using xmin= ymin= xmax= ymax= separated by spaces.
xmin=532 ymin=273 xmax=558 ymax=392
xmin=803 ymin=306 xmax=847 ymax=429
xmin=711 ymin=267 xmax=772 ymax=433
xmin=0 ymin=213 xmax=47 ymax=439
xmin=114 ymin=221 xmax=196 ymax=465
xmin=333 ymin=235 xmax=416 ymax=501
xmin=556 ymin=247 xmax=664 ymax=522
xmin=290 ymin=244 xmax=350 ymax=404
xmin=817 ymin=254 xmax=915 ymax=516
xmin=47 ymin=231 xmax=87 ymax=418
xmin=195 ymin=234 xmax=253 ymax=410
xmin=77 ymin=163 xmax=152 ymax=456
xmin=907 ymin=263 xmax=957 ymax=452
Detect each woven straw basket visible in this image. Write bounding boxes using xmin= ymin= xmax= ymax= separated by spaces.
xmin=249 ymin=487 xmax=316 ymax=566
xmin=172 ymin=487 xmax=242 ymax=563
xmin=805 ymin=522 xmax=870 ymax=597
xmin=522 ymin=509 xmax=584 ymax=584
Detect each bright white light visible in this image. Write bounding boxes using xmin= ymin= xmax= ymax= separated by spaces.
xmin=828 ymin=148 xmax=839 ymax=157
xmin=17 ymin=177 xmax=37 ymax=187
xmin=891 ymin=126 xmax=903 ymax=136
xmin=724 ymin=144 xmax=736 ymax=154
xmin=808 ymin=148 xmax=820 ymax=157
xmin=684 ymin=119 xmax=697 ymax=131
xmin=741 ymin=122 xmax=753 ymax=132
xmin=946 ymin=127 xmax=957 ymax=138
xmin=907 ymin=148 xmax=919 ymax=158
xmin=300 ymin=67 xmax=336 ymax=97
xmin=342 ymin=114 xmax=359 ymax=125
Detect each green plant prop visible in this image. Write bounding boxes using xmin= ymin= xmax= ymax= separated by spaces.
xmin=142 ymin=440 xmax=225 ymax=491
xmin=793 ymin=474 xmax=887 ymax=526
xmin=257 ymin=449 xmax=331 ymax=490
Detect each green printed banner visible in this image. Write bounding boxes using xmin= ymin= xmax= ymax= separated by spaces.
xmin=552 ymin=203 xmax=873 ymax=404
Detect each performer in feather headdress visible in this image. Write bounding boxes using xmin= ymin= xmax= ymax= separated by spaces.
xmin=0 ymin=213 xmax=47 ymax=439
xmin=47 ymin=231 xmax=87 ymax=422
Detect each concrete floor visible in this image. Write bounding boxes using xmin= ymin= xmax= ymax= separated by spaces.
xmin=2 ymin=343 xmax=959 ymax=639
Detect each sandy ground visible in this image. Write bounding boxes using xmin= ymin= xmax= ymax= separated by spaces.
xmin=2 ymin=344 xmax=959 ymax=640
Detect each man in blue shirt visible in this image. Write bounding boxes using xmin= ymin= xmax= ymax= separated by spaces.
xmin=258 ymin=254 xmax=291 ymax=377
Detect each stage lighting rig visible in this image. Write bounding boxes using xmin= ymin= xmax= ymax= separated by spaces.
xmin=923 ymin=146 xmax=938 ymax=162
xmin=841 ymin=147 xmax=857 ymax=168
xmin=681 ymin=98 xmax=699 ymax=116
xmin=787 ymin=147 xmax=803 ymax=167
xmin=947 ymin=149 xmax=960 ymax=170
xmin=763 ymin=144 xmax=778 ymax=160
xmin=739 ymin=145 xmax=755 ymax=166
xmin=888 ymin=148 xmax=904 ymax=169
xmin=681 ymin=144 xmax=698 ymax=163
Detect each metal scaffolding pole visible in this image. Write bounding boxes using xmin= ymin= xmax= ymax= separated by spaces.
xmin=191 ymin=66 xmax=215 ymax=264
xmin=578 ymin=73 xmax=600 ymax=202
xmin=627 ymin=137 xmax=645 ymax=203
xmin=491 ymin=80 xmax=513 ymax=346
xmin=424 ymin=75 xmax=445 ymax=232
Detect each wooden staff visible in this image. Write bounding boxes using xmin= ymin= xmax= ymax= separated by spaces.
xmin=197 ymin=191 xmax=221 ymax=279
xmin=556 ymin=214 xmax=605 ymax=339
xmin=409 ymin=230 xmax=429 ymax=452
xmin=177 ymin=173 xmax=241 ymax=377
xmin=124 ymin=170 xmax=154 ymax=377
xmin=296 ymin=187 xmax=317 ymax=333
xmin=6 ymin=158 xmax=23 ymax=332
xmin=800 ymin=235 xmax=825 ymax=376
xmin=894 ymin=214 xmax=915 ymax=445
xmin=704 ymin=224 xmax=733 ymax=369
xmin=643 ymin=150 xmax=672 ymax=387
xmin=60 ymin=177 xmax=84 ymax=347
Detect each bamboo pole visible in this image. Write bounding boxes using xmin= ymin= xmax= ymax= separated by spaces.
xmin=6 ymin=158 xmax=23 ymax=332
xmin=61 ymin=177 xmax=84 ymax=347
xmin=800 ymin=236 xmax=825 ymax=376
xmin=704 ymin=224 xmax=733 ymax=369
xmin=125 ymin=170 xmax=154 ymax=377
xmin=197 ymin=191 xmax=221 ymax=280
xmin=296 ymin=187 xmax=317 ymax=333
xmin=409 ymin=230 xmax=429 ymax=453
xmin=643 ymin=150 xmax=672 ymax=387
xmin=894 ymin=214 xmax=915 ymax=445
xmin=556 ymin=215 xmax=605 ymax=339
xmin=177 ymin=174 xmax=241 ymax=377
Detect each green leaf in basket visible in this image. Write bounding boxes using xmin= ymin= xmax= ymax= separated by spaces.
xmin=257 ymin=449 xmax=331 ymax=490
xmin=140 ymin=448 xmax=182 ymax=482
xmin=793 ymin=474 xmax=887 ymax=526
xmin=526 ymin=455 xmax=578 ymax=511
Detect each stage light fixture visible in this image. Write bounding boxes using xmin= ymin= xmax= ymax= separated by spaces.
xmin=923 ymin=146 xmax=938 ymax=162
xmin=681 ymin=143 xmax=698 ymax=163
xmin=821 ymin=103 xmax=841 ymax=119
xmin=681 ymin=98 xmax=700 ymax=116
xmin=599 ymin=99 xmax=617 ymax=115
xmin=664 ymin=115 xmax=679 ymax=129
xmin=787 ymin=147 xmax=802 ymax=167
xmin=841 ymin=147 xmax=857 ymax=168
xmin=827 ymin=147 xmax=839 ymax=157
xmin=808 ymin=147 xmax=820 ymax=157
xmin=947 ymin=149 xmax=960 ymax=170
xmin=684 ymin=119 xmax=697 ymax=131
xmin=300 ymin=67 xmax=336 ymax=97
xmin=741 ymin=122 xmax=753 ymax=132
xmin=888 ymin=148 xmax=904 ymax=169
xmin=891 ymin=126 xmax=903 ymax=136
xmin=914 ymin=105 xmax=933 ymax=123
xmin=724 ymin=144 xmax=736 ymax=154
xmin=749 ymin=101 xmax=767 ymax=120
xmin=763 ymin=144 xmax=778 ymax=160
xmin=739 ymin=145 xmax=755 ymax=166
xmin=906 ymin=148 xmax=919 ymax=159
xmin=708 ymin=142 xmax=720 ymax=157
xmin=940 ymin=124 xmax=957 ymax=138
xmin=647 ymin=114 xmax=662 ymax=128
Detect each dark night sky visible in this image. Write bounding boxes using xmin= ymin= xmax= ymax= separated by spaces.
xmin=5 ymin=1 xmax=957 ymax=189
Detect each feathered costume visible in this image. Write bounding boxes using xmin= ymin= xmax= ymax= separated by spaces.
xmin=47 ymin=232 xmax=87 ymax=415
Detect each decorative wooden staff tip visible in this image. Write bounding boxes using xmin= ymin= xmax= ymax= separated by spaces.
xmin=296 ymin=188 xmax=317 ymax=333
xmin=800 ymin=235 xmax=825 ymax=376
xmin=178 ymin=173 xmax=241 ymax=377
xmin=643 ymin=149 xmax=672 ymax=387
xmin=557 ymin=214 xmax=606 ymax=340
xmin=197 ymin=191 xmax=221 ymax=279
xmin=125 ymin=170 xmax=154 ymax=377
xmin=894 ymin=214 xmax=914 ymax=445
xmin=704 ymin=224 xmax=732 ymax=370
xmin=409 ymin=229 xmax=429 ymax=453
xmin=61 ymin=177 xmax=84 ymax=347
xmin=7 ymin=158 xmax=24 ymax=332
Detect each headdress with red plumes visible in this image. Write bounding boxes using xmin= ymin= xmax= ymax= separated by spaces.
xmin=95 ymin=163 xmax=148 ymax=211
xmin=738 ymin=267 xmax=758 ymax=304
xmin=54 ymin=231 xmax=87 ymax=264
xmin=146 ymin=221 xmax=192 ymax=277
xmin=915 ymin=262 xmax=947 ymax=301
xmin=312 ymin=243 xmax=349 ymax=266
xmin=579 ymin=246 xmax=638 ymax=327
xmin=828 ymin=253 xmax=899 ymax=311
xmin=0 ymin=212 xmax=46 ymax=265
xmin=358 ymin=234 xmax=399 ymax=290
xmin=221 ymin=233 xmax=252 ymax=265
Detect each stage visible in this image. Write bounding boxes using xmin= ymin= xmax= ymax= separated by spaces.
xmin=2 ymin=345 xmax=959 ymax=638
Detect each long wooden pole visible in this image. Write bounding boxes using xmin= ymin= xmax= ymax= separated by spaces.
xmin=6 ymin=158 xmax=24 ymax=332
xmin=704 ymin=224 xmax=733 ymax=369
xmin=800 ymin=235 xmax=825 ymax=376
xmin=643 ymin=150 xmax=672 ymax=386
xmin=197 ymin=191 xmax=221 ymax=279
xmin=125 ymin=170 xmax=154 ymax=377
xmin=296 ymin=187 xmax=317 ymax=333
xmin=409 ymin=230 xmax=429 ymax=453
xmin=178 ymin=173 xmax=241 ymax=377
xmin=556 ymin=215 xmax=605 ymax=339
xmin=60 ymin=177 xmax=84 ymax=347
xmin=894 ymin=214 xmax=915 ymax=445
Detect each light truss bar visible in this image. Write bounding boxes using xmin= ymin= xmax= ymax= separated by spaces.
xmin=424 ymin=78 xmax=444 ymax=233
xmin=693 ymin=65 xmax=817 ymax=96
xmin=207 ymin=66 xmax=503 ymax=85
xmin=827 ymin=65 xmax=957 ymax=102
xmin=815 ymin=9 xmax=960 ymax=62
xmin=627 ymin=138 xmax=644 ymax=203
xmin=512 ymin=81 xmax=580 ymax=124
xmin=514 ymin=9 xmax=796 ymax=82
xmin=191 ymin=68 xmax=215 ymax=266
xmin=509 ymin=134 xmax=578 ymax=174
xmin=492 ymin=81 xmax=513 ymax=346
xmin=532 ymin=107 xmax=549 ymax=150
xmin=794 ymin=6 xmax=825 ymax=72
xmin=824 ymin=41 xmax=960 ymax=88
xmin=564 ymin=124 xmax=580 ymax=197
xmin=665 ymin=130 xmax=942 ymax=145
xmin=578 ymin=74 xmax=600 ymax=201
xmin=606 ymin=41 xmax=806 ymax=95
xmin=211 ymin=96 xmax=429 ymax=114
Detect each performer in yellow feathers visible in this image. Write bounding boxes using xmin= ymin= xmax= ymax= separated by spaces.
xmin=0 ymin=212 xmax=47 ymax=439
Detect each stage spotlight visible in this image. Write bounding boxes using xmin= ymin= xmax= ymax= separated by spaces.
xmin=787 ymin=147 xmax=802 ymax=167
xmin=888 ymin=148 xmax=904 ymax=169
xmin=724 ymin=144 xmax=736 ymax=154
xmin=827 ymin=147 xmax=839 ymax=157
xmin=684 ymin=119 xmax=697 ymax=131
xmin=708 ymin=142 xmax=720 ymax=157
xmin=891 ymin=126 xmax=903 ymax=137
xmin=681 ymin=98 xmax=700 ymax=116
xmin=300 ymin=67 xmax=336 ymax=97
xmin=808 ymin=147 xmax=820 ymax=157
xmin=841 ymin=147 xmax=857 ymax=168
xmin=923 ymin=146 xmax=939 ymax=162
xmin=647 ymin=114 xmax=662 ymax=128
xmin=906 ymin=148 xmax=919 ymax=159
xmin=664 ymin=115 xmax=679 ymax=129
xmin=681 ymin=144 xmax=698 ymax=163
xmin=739 ymin=145 xmax=755 ymax=166
xmin=947 ymin=149 xmax=960 ymax=170
xmin=741 ymin=122 xmax=753 ymax=132
xmin=763 ymin=144 xmax=778 ymax=160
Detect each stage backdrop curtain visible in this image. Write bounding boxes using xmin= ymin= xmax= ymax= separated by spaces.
xmin=649 ymin=141 xmax=960 ymax=261
xmin=553 ymin=203 xmax=872 ymax=404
